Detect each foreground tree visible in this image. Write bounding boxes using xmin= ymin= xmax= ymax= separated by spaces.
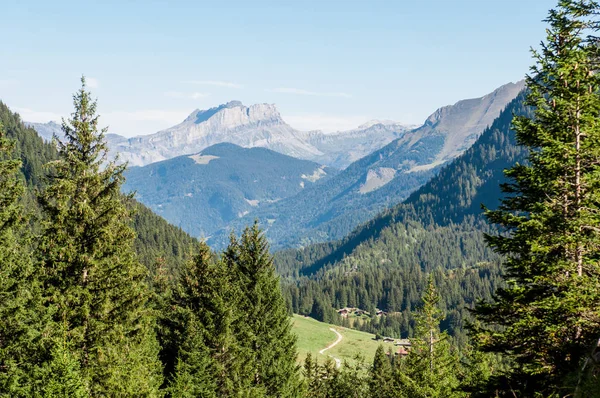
xmin=396 ymin=277 xmax=463 ymax=398
xmin=235 ymin=223 xmax=301 ymax=396
xmin=472 ymin=1 xmax=600 ymax=395
xmin=38 ymin=78 xmax=162 ymax=395
xmin=166 ymin=242 xmax=251 ymax=396
xmin=369 ymin=345 xmax=396 ymax=398
xmin=0 ymin=122 xmax=49 ymax=395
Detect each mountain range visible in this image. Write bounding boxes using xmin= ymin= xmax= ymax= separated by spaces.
xmin=29 ymin=102 xmax=413 ymax=169
xmin=208 ymin=80 xmax=525 ymax=249
xmin=26 ymin=80 xmax=524 ymax=249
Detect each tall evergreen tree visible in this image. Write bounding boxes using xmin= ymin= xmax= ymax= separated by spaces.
xmin=0 ymin=122 xmax=48 ymax=395
xmin=38 ymin=77 xmax=162 ymax=396
xmin=167 ymin=242 xmax=254 ymax=396
xmin=472 ymin=1 xmax=600 ymax=395
xmin=369 ymin=345 xmax=396 ymax=398
xmin=396 ymin=277 xmax=463 ymax=398
xmin=235 ymin=222 xmax=301 ymax=396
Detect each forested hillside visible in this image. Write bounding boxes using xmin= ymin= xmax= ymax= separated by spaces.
xmin=276 ymin=92 xmax=531 ymax=342
xmin=124 ymin=142 xmax=337 ymax=239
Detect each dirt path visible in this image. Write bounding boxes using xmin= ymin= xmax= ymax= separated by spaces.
xmin=319 ymin=328 xmax=343 ymax=368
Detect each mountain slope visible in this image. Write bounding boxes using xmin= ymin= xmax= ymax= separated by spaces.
xmin=275 ymin=91 xmax=530 ymax=278
xmin=0 ymin=101 xmax=199 ymax=274
xmin=274 ymin=91 xmax=531 ymax=341
xmin=123 ymin=143 xmax=338 ymax=238
xmin=210 ymin=81 xmax=525 ymax=250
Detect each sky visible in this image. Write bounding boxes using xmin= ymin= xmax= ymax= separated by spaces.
xmin=1 ymin=0 xmax=555 ymax=137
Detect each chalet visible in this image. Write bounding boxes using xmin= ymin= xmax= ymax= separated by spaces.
xmin=375 ymin=309 xmax=387 ymax=316
xmin=383 ymin=337 xmax=395 ymax=343
xmin=395 ymin=346 xmax=409 ymax=356
xmin=337 ymin=307 xmax=357 ymax=318
xmin=354 ymin=309 xmax=367 ymax=316
xmin=394 ymin=339 xmax=411 ymax=347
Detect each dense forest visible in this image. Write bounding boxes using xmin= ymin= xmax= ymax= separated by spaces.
xmin=1 ymin=0 xmax=600 ymax=396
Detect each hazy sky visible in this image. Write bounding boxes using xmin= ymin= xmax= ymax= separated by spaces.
xmin=1 ymin=0 xmax=554 ymax=136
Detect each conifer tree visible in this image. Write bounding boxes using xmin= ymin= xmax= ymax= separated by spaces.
xmin=168 ymin=242 xmax=254 ymax=396
xmin=369 ymin=345 xmax=396 ymax=398
xmin=0 ymin=122 xmax=49 ymax=395
xmin=472 ymin=1 xmax=600 ymax=395
xmin=38 ymin=77 xmax=162 ymax=395
xmin=397 ymin=277 xmax=463 ymax=398
xmin=235 ymin=222 xmax=301 ymax=396
xmin=168 ymin=317 xmax=217 ymax=398
xmin=32 ymin=325 xmax=89 ymax=398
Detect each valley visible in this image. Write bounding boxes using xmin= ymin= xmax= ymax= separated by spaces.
xmin=3 ymin=1 xmax=600 ymax=394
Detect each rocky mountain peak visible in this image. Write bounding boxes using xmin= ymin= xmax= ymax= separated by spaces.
xmin=181 ymin=101 xmax=283 ymax=128
xmin=358 ymin=119 xmax=401 ymax=129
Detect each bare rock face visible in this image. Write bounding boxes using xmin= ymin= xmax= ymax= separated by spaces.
xmin=416 ymin=80 xmax=526 ymax=168
xmin=359 ymin=167 xmax=397 ymax=193
xmin=107 ymin=101 xmax=323 ymax=167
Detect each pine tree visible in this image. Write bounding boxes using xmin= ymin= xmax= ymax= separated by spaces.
xmin=396 ymin=277 xmax=463 ymax=398
xmin=31 ymin=324 xmax=89 ymax=398
xmin=235 ymin=222 xmax=301 ymax=396
xmin=167 ymin=241 xmax=254 ymax=396
xmin=168 ymin=317 xmax=217 ymax=398
xmin=0 ymin=121 xmax=49 ymax=396
xmin=38 ymin=77 xmax=162 ymax=395
xmin=369 ymin=345 xmax=396 ymax=398
xmin=472 ymin=1 xmax=600 ymax=395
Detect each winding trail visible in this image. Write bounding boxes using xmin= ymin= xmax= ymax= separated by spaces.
xmin=319 ymin=328 xmax=343 ymax=368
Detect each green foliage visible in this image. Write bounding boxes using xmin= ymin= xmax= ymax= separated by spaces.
xmin=0 ymin=121 xmax=51 ymax=396
xmin=37 ymin=77 xmax=162 ymax=395
xmin=396 ymin=277 xmax=464 ymax=398
xmin=472 ymin=1 xmax=600 ymax=395
xmin=31 ymin=328 xmax=90 ymax=398
xmin=234 ymin=223 xmax=302 ymax=396
xmin=303 ymin=354 xmax=369 ymax=398
xmin=165 ymin=242 xmax=248 ymax=395
xmin=369 ymin=345 xmax=395 ymax=398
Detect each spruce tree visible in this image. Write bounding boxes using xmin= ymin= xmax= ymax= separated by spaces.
xmin=0 ymin=122 xmax=49 ymax=396
xmin=38 ymin=77 xmax=162 ymax=395
xmin=472 ymin=1 xmax=600 ymax=395
xmin=168 ymin=242 xmax=251 ymax=396
xmin=396 ymin=277 xmax=462 ymax=398
xmin=235 ymin=222 xmax=301 ymax=396
xmin=369 ymin=345 xmax=396 ymax=398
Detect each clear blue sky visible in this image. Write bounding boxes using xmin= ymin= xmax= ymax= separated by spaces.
xmin=1 ymin=0 xmax=554 ymax=136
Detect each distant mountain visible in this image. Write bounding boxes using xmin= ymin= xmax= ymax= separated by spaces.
xmin=28 ymin=101 xmax=412 ymax=169
xmin=26 ymin=120 xmax=127 ymax=146
xmin=25 ymin=121 xmax=62 ymax=142
xmin=303 ymin=122 xmax=417 ymax=169
xmin=122 ymin=143 xmax=338 ymax=238
xmin=209 ymin=81 xmax=525 ymax=250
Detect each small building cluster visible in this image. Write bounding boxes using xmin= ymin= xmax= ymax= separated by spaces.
xmin=337 ymin=307 xmax=369 ymax=318
xmin=381 ymin=338 xmax=411 ymax=357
